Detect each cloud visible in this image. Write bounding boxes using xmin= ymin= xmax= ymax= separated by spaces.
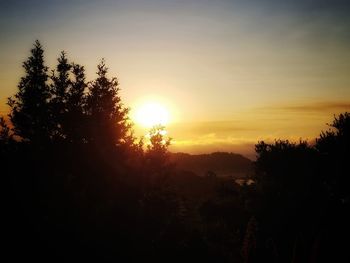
xmin=168 ymin=120 xmax=257 ymax=135
xmin=259 ymin=101 xmax=350 ymax=113
xmin=282 ymin=102 xmax=350 ymax=112
xmin=172 ymin=133 xmax=256 ymax=146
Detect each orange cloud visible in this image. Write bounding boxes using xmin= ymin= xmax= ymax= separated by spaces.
xmin=259 ymin=101 xmax=350 ymax=113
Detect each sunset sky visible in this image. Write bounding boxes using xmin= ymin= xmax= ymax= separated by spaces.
xmin=1 ymin=0 xmax=349 ymax=158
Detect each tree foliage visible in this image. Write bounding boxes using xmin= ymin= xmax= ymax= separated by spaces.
xmin=252 ymin=113 xmax=350 ymax=262
xmin=8 ymin=40 xmax=52 ymax=143
xmin=0 ymin=117 xmax=11 ymax=142
xmin=85 ymin=59 xmax=131 ymax=150
xmin=63 ymin=63 xmax=87 ymax=143
xmin=316 ymin=112 xmax=350 ymax=201
xmin=145 ymin=125 xmax=172 ymax=174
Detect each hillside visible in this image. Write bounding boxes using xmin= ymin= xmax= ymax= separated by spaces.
xmin=170 ymin=152 xmax=253 ymax=178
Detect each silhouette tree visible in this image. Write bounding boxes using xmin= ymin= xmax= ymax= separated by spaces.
xmin=85 ymin=59 xmax=131 ymax=151
xmin=63 ymin=63 xmax=88 ymax=143
xmin=255 ymin=139 xmax=316 ymax=190
xmin=254 ymin=140 xmax=320 ymax=262
xmin=316 ymin=112 xmax=350 ymax=201
xmin=8 ymin=40 xmax=52 ymax=144
xmin=0 ymin=117 xmax=13 ymax=157
xmin=0 ymin=117 xmax=11 ymax=143
xmin=312 ymin=112 xmax=350 ymax=262
xmin=145 ymin=125 xmax=171 ymax=172
xmin=50 ymin=51 xmax=72 ymax=140
xmin=50 ymin=51 xmax=88 ymax=143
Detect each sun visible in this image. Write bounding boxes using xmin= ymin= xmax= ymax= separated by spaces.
xmin=133 ymin=101 xmax=170 ymax=128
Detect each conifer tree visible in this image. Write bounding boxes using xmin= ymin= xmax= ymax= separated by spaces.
xmin=50 ymin=51 xmax=72 ymax=140
xmin=50 ymin=52 xmax=88 ymax=143
xmin=8 ymin=40 xmax=52 ymax=143
xmin=145 ymin=125 xmax=171 ymax=173
xmin=69 ymin=64 xmax=86 ymax=111
xmin=86 ymin=59 xmax=131 ymax=149
xmin=64 ymin=63 xmax=87 ymax=143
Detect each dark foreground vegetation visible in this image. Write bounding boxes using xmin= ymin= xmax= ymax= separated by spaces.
xmin=1 ymin=42 xmax=349 ymax=262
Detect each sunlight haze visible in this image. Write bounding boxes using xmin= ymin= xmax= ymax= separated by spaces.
xmin=133 ymin=101 xmax=170 ymax=128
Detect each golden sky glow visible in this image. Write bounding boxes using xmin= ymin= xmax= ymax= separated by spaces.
xmin=1 ymin=0 xmax=350 ymax=158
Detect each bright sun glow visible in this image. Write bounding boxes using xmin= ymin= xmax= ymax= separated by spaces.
xmin=134 ymin=102 xmax=170 ymax=128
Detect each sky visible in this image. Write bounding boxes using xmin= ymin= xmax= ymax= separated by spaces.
xmin=1 ymin=0 xmax=349 ymax=158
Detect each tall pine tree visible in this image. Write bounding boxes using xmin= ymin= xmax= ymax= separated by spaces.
xmin=50 ymin=51 xmax=72 ymax=140
xmin=50 ymin=52 xmax=88 ymax=143
xmin=86 ymin=59 xmax=131 ymax=151
xmin=8 ymin=40 xmax=52 ymax=144
xmin=65 ymin=63 xmax=87 ymax=143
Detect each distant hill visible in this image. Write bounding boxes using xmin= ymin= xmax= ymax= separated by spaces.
xmin=170 ymin=152 xmax=253 ymax=178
